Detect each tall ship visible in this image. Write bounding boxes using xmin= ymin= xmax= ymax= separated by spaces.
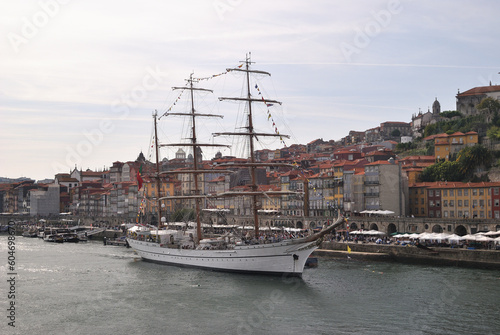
xmin=127 ymin=54 xmax=345 ymax=276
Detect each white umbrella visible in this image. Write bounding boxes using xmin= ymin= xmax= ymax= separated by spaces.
xmin=446 ymin=234 xmax=462 ymax=242
xmin=483 ymin=231 xmax=500 ymax=236
xmin=474 ymin=235 xmax=494 ymax=242
xmin=366 ymin=230 xmax=385 ymax=236
xmin=461 ymin=234 xmax=477 ymax=241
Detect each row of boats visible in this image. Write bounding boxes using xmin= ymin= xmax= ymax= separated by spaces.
xmin=22 ymin=227 xmax=89 ymax=243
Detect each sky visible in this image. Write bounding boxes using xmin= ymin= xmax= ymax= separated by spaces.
xmin=1 ymin=0 xmax=499 ymax=181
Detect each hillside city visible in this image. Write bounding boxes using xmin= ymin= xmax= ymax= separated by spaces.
xmin=3 ymin=83 xmax=500 ymax=223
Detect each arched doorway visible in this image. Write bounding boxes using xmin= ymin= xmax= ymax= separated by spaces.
xmin=496 ymin=224 xmax=500 ymax=231
xmin=455 ymin=225 xmax=467 ymax=236
xmin=310 ymin=221 xmax=316 ymax=229
xmin=432 ymin=225 xmax=443 ymax=233
xmin=296 ymin=221 xmax=303 ymax=229
xmin=387 ymin=223 xmax=397 ymax=235
xmin=370 ymin=223 xmax=379 ymax=231
xmin=349 ymin=222 xmax=358 ymax=230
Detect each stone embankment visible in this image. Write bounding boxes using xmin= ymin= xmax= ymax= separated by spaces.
xmin=316 ymin=241 xmax=500 ymax=270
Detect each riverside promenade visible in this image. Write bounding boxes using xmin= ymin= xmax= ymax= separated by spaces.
xmin=316 ymin=241 xmax=500 ymax=270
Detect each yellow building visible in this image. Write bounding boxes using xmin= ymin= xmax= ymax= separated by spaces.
xmin=409 ymin=181 xmax=500 ymax=219
xmin=433 ymin=131 xmax=478 ymax=161
xmin=141 ymin=177 xmax=175 ymax=218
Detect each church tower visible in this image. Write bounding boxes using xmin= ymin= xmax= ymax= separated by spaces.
xmin=432 ymin=97 xmax=441 ymax=116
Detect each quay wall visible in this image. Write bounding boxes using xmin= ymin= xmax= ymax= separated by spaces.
xmin=317 ymin=241 xmax=500 ymax=270
xmin=3 ymin=214 xmax=500 ymax=236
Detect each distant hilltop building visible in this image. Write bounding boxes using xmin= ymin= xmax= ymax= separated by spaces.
xmin=456 ymin=84 xmax=500 ymax=116
xmin=411 ymin=98 xmax=442 ymax=137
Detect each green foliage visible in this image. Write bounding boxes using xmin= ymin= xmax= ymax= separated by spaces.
xmin=421 ymin=160 xmax=463 ymax=182
xmin=457 ymin=144 xmax=493 ymax=178
xmin=395 ymin=141 xmax=416 ymax=152
xmin=476 ymin=97 xmax=500 ymax=114
xmin=390 ymin=129 xmax=401 ymax=137
xmin=441 ymin=110 xmax=462 ymax=118
xmin=423 ymin=114 xmax=486 ymax=137
xmin=421 ymin=144 xmax=493 ymax=182
xmin=487 ymin=126 xmax=500 ymax=140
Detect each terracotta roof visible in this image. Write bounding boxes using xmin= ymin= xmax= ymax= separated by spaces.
xmin=457 ymin=85 xmax=500 ymax=97
xmin=366 ymin=160 xmax=399 ymax=166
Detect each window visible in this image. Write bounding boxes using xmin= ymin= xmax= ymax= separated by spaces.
xmin=479 ymin=199 xmax=484 ymax=207
xmin=450 ymin=211 xmax=455 ymax=218
xmin=429 ymin=190 xmax=434 ymax=197
xmin=458 ymin=200 xmax=462 ymax=207
xmin=473 ymin=200 xmax=478 ymax=208
xmin=443 ymin=211 xmax=448 ymax=218
xmin=464 ymin=200 xmax=469 ymax=207
xmin=443 ymin=200 xmax=448 ymax=207
xmin=458 ymin=210 xmax=463 ymax=217
xmin=457 ymin=189 xmax=462 ymax=196
xmin=495 ymin=188 xmax=499 ymax=195
xmin=420 ymin=189 xmax=424 ymax=194
xmin=496 ymin=211 xmax=500 ymax=219
xmin=421 ymin=198 xmax=424 ymax=205
xmin=479 ymin=189 xmax=484 ymax=196
xmin=449 ymin=189 xmax=454 ymax=196
xmin=436 ymin=201 xmax=441 ymax=207
xmin=464 ymin=189 xmax=469 ymax=196
xmin=495 ymin=199 xmax=500 ymax=207
xmin=429 ymin=200 xmax=435 ymax=207
xmin=473 ymin=189 xmax=477 ymax=196
xmin=436 ymin=190 xmax=440 ymax=196
xmin=443 ymin=190 xmax=448 ymax=196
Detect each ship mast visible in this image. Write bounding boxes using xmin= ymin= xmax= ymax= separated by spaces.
xmin=217 ymin=53 xmax=289 ymax=238
xmin=158 ymin=73 xmax=230 ymax=243
xmin=154 ymin=111 xmax=162 ymax=238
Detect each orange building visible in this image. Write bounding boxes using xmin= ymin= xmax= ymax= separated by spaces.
xmin=432 ymin=132 xmax=478 ymax=161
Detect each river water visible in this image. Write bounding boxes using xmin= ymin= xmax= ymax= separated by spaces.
xmin=1 ymin=235 xmax=499 ymax=335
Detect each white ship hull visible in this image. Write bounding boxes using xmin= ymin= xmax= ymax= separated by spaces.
xmin=127 ymin=238 xmax=318 ymax=276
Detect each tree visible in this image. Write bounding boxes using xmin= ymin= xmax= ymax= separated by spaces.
xmin=457 ymin=144 xmax=493 ymax=178
xmin=391 ymin=129 xmax=401 ymax=137
xmin=487 ymin=126 xmax=500 ymax=140
xmin=441 ymin=110 xmax=462 ymax=118
xmin=476 ymin=97 xmax=500 ymax=115
xmin=421 ymin=160 xmax=463 ymax=182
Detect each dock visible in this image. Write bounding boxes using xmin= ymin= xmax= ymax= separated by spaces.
xmin=103 ymin=237 xmax=128 ymax=247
